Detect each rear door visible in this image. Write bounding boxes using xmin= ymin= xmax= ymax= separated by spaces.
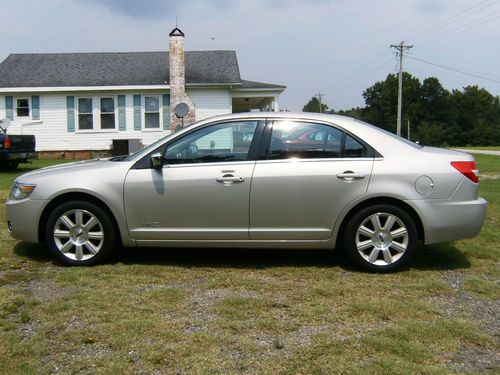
xmin=249 ymin=120 xmax=373 ymax=240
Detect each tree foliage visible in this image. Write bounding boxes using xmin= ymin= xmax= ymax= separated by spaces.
xmin=303 ymin=96 xmax=329 ymax=113
xmin=307 ymin=73 xmax=500 ymax=146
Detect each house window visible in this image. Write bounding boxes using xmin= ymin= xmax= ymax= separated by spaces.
xmin=78 ymin=98 xmax=93 ymax=130
xmin=100 ymin=97 xmax=115 ymax=129
xmin=16 ymin=98 xmax=30 ymax=117
xmin=144 ymin=96 xmax=160 ymax=129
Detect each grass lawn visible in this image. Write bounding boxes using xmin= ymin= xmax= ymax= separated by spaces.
xmin=453 ymin=146 xmax=500 ymax=152
xmin=0 ymin=157 xmax=499 ymax=374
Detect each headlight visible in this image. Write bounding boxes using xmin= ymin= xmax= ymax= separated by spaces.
xmin=10 ymin=182 xmax=36 ymax=200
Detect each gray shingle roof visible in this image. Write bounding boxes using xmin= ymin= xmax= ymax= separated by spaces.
xmin=240 ymin=79 xmax=286 ymax=89
xmin=0 ymin=51 xmax=243 ymax=88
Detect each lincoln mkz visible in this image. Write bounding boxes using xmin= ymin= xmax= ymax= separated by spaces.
xmin=6 ymin=113 xmax=487 ymax=271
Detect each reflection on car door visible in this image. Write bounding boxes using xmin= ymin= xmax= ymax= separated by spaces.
xmin=249 ymin=120 xmax=373 ymax=240
xmin=124 ymin=120 xmax=260 ymax=242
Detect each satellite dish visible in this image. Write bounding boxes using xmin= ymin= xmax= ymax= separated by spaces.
xmin=0 ymin=118 xmax=11 ymax=131
xmin=174 ymin=103 xmax=189 ymax=119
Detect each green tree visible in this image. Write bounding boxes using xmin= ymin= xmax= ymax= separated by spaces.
xmin=303 ymin=96 xmax=329 ymax=113
xmin=337 ymin=107 xmax=365 ymax=120
xmin=362 ymin=72 xmax=421 ymax=134
xmin=449 ymin=85 xmax=500 ymax=145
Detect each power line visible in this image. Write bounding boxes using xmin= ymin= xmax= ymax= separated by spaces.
xmin=415 ymin=11 xmax=500 ymax=48
xmin=328 ymin=51 xmax=393 ymax=90
xmin=407 ymin=55 xmax=500 ymax=84
xmin=407 ymin=0 xmax=497 ymax=41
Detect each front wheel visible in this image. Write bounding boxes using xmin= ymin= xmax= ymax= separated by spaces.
xmin=45 ymin=200 xmax=116 ymax=266
xmin=343 ymin=205 xmax=418 ymax=272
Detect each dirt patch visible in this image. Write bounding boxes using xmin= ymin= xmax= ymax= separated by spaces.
xmin=27 ymin=280 xmax=76 ymax=303
xmin=429 ymin=271 xmax=500 ymax=372
xmin=432 ymin=271 xmax=500 ymax=335
xmin=449 ymin=346 xmax=500 ymax=373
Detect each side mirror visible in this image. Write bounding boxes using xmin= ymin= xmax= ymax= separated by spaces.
xmin=150 ymin=152 xmax=164 ymax=169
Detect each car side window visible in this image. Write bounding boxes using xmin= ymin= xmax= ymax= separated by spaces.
xmin=268 ymin=121 xmax=343 ymax=159
xmin=164 ymin=121 xmax=258 ymax=164
xmin=343 ymin=134 xmax=367 ymax=158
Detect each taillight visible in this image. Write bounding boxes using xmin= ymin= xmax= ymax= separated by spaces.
xmin=451 ymin=161 xmax=479 ymax=183
xmin=4 ymin=135 xmax=11 ymax=149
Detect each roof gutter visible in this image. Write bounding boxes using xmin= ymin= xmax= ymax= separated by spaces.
xmin=0 ymin=82 xmax=245 ymax=93
xmin=0 ymin=84 xmax=170 ymax=93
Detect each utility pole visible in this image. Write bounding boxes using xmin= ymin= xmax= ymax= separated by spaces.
xmin=317 ymin=92 xmax=325 ymax=113
xmin=390 ymin=41 xmax=413 ymax=137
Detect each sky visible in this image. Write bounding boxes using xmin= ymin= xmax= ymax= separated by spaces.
xmin=0 ymin=0 xmax=499 ymax=111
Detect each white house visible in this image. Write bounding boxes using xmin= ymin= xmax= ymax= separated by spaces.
xmin=0 ymin=27 xmax=285 ymax=157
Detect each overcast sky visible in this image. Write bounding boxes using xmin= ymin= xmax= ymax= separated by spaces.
xmin=1 ymin=0 xmax=499 ymax=110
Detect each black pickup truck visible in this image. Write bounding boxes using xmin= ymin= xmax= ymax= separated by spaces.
xmin=0 ymin=122 xmax=36 ymax=169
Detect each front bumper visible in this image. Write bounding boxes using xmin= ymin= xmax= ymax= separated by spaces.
xmin=5 ymin=198 xmax=47 ymax=243
xmin=408 ymin=197 xmax=487 ymax=244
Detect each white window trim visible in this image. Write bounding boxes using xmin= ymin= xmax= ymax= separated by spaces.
xmin=76 ymin=95 xmax=119 ymax=133
xmin=76 ymin=96 xmax=94 ymax=132
xmin=142 ymin=95 xmax=162 ymax=132
xmin=15 ymin=97 xmax=31 ymax=119
xmin=99 ymin=96 xmax=118 ymax=131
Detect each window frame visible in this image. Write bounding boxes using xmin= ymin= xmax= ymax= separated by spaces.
xmin=132 ymin=119 xmax=266 ymax=169
xmin=259 ymin=119 xmax=377 ymax=160
xmin=75 ymin=95 xmax=119 ymax=133
xmin=143 ymin=95 xmax=162 ymax=131
xmin=76 ymin=97 xmax=94 ymax=131
xmin=15 ymin=97 xmax=30 ymax=118
xmin=163 ymin=120 xmax=260 ymax=165
xmin=99 ymin=97 xmax=117 ymax=130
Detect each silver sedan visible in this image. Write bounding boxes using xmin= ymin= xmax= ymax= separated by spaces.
xmin=6 ymin=112 xmax=487 ymax=271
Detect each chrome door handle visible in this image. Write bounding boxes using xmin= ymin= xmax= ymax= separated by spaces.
xmin=336 ymin=171 xmax=366 ymax=180
xmin=216 ymin=176 xmax=245 ymax=183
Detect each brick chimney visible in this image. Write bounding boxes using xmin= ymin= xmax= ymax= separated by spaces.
xmin=169 ymin=27 xmax=195 ymax=130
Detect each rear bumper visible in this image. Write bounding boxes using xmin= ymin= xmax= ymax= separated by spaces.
xmin=0 ymin=151 xmax=37 ymax=162
xmin=5 ymin=198 xmax=47 ymax=243
xmin=407 ymin=197 xmax=487 ymax=244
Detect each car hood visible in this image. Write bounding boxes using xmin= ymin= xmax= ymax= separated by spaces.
xmin=16 ymin=159 xmax=131 ymax=183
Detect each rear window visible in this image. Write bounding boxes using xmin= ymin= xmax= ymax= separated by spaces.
xmin=268 ymin=121 xmax=369 ymax=159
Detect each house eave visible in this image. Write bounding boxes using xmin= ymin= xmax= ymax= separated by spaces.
xmin=0 ymin=85 xmax=170 ymax=93
xmin=186 ymin=82 xmax=241 ymax=88
xmin=0 ymin=82 xmax=246 ymax=93
xmin=232 ymin=87 xmax=286 ymax=92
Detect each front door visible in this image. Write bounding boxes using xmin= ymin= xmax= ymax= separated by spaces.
xmin=124 ymin=120 xmax=261 ymax=241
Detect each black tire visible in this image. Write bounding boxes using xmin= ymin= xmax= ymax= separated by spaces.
xmin=45 ymin=200 xmax=116 ymax=266
xmin=343 ymin=204 xmax=418 ymax=272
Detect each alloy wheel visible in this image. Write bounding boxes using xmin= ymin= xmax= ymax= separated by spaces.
xmin=355 ymin=212 xmax=409 ymax=266
xmin=53 ymin=209 xmax=104 ymax=261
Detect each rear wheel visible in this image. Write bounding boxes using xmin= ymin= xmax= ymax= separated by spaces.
xmin=45 ymin=200 xmax=116 ymax=266
xmin=343 ymin=204 xmax=417 ymax=272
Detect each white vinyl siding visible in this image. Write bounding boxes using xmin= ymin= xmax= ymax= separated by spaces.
xmin=0 ymin=89 xmax=233 ymax=151
xmin=187 ymin=89 xmax=231 ymax=120
xmin=0 ymin=96 xmax=5 ymax=118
